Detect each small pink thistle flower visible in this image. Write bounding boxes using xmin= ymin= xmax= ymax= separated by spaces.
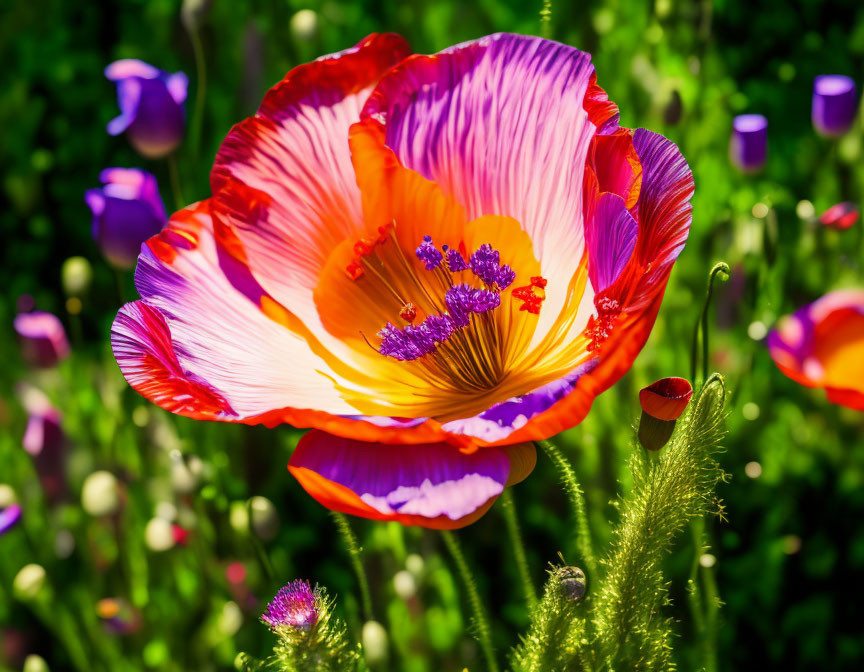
xmin=261 ymin=580 xmax=318 ymax=631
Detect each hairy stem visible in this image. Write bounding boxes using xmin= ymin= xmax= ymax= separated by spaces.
xmin=537 ymin=439 xmax=598 ymax=578
xmin=499 ymin=489 xmax=538 ymax=611
xmin=331 ymin=512 xmax=373 ymax=622
xmin=442 ymin=529 xmax=499 ymax=672
xmin=690 ymin=262 xmax=731 ymax=386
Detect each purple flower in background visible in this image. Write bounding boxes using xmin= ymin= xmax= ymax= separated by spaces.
xmin=812 ymin=75 xmax=858 ymax=138
xmin=106 ymin=59 xmax=188 ymax=158
xmin=0 ymin=504 xmax=22 ymax=536
xmin=14 ymin=312 xmax=70 ymax=367
xmin=85 ymin=168 xmax=167 ymax=269
xmin=729 ymin=114 xmax=767 ymax=173
xmin=261 ymin=580 xmax=319 ymax=631
xmin=22 ymin=388 xmax=66 ymax=503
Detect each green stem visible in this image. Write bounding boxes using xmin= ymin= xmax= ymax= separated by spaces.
xmin=690 ymin=262 xmax=731 ymax=386
xmin=167 ymin=153 xmax=185 ymax=210
xmin=331 ymin=512 xmax=373 ymax=622
xmin=441 ymin=529 xmax=499 ymax=672
xmin=499 ymin=489 xmax=538 ymax=611
xmin=539 ymin=0 xmax=553 ymax=39
xmin=536 ymin=439 xmax=598 ymax=578
xmin=186 ymin=24 xmax=207 ymax=157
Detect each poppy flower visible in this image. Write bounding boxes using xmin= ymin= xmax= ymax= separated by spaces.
xmin=811 ymin=75 xmax=858 ymax=138
xmin=85 ymin=168 xmax=167 ymax=269
xmin=768 ymin=290 xmax=864 ymax=410
xmin=105 ymin=59 xmax=188 ymax=158
xmin=111 ymin=34 xmax=694 ymax=528
xmin=819 ymin=202 xmax=859 ymax=230
xmin=21 ymin=387 xmax=66 ymax=502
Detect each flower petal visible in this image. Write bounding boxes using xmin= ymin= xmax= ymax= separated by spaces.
xmin=585 ymin=193 xmax=637 ymax=294
xmin=287 ymin=431 xmax=535 ymax=528
xmin=112 ymin=200 xmax=359 ymax=421
xmin=484 ymin=129 xmax=693 ymax=443
xmin=209 ymin=33 xmax=411 ymax=319
xmin=361 ymin=33 xmax=601 ymax=341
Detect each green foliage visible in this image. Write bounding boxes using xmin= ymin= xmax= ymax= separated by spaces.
xmin=512 ymin=375 xmax=728 ymax=672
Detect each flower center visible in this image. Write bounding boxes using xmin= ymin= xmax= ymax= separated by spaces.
xmin=344 ymin=227 xmax=546 ymax=393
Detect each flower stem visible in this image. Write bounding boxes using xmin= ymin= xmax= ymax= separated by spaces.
xmin=330 ymin=512 xmax=373 ymax=622
xmin=441 ymin=529 xmax=499 ymax=672
xmin=690 ymin=262 xmax=731 ymax=386
xmin=539 ymin=0 xmax=553 ymax=39
xmin=536 ymin=439 xmax=598 ymax=578
xmin=499 ymin=489 xmax=538 ymax=611
xmin=167 ymin=153 xmax=185 ymax=211
xmin=186 ymin=24 xmax=207 ymax=158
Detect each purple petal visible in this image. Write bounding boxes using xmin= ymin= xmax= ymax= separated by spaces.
xmin=586 ymin=192 xmax=637 ymax=293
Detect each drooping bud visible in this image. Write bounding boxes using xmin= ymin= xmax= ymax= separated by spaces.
xmin=14 ymin=311 xmax=70 ymax=368
xmin=638 ymin=377 xmax=693 ymax=451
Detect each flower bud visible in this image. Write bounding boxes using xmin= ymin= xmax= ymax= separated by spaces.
xmin=14 ymin=311 xmax=70 ymax=368
xmin=638 ymin=377 xmax=693 ymax=451
xmin=262 ymin=580 xmax=318 ymax=632
xmin=145 ymin=517 xmax=175 ymax=552
xmin=729 ymin=114 xmax=767 ymax=173
xmin=61 ymin=256 xmax=93 ymax=297
xmin=105 ymin=60 xmax=188 ymax=158
xmin=85 ymin=168 xmax=166 ymax=269
xmin=819 ymin=202 xmax=858 ymax=230
xmin=23 ymin=654 xmax=50 ymax=672
xmin=362 ymin=620 xmax=389 ymax=666
xmin=0 ymin=504 xmax=22 ymax=536
xmin=13 ymin=564 xmax=46 ymax=601
xmin=290 ymin=10 xmax=318 ymax=41
xmin=249 ymin=496 xmax=279 ymax=541
xmin=558 ymin=565 xmax=587 ymax=602
xmin=81 ymin=470 xmax=120 ymax=517
xmin=812 ymin=75 xmax=858 ymax=138
xmin=22 ymin=392 xmax=66 ymax=502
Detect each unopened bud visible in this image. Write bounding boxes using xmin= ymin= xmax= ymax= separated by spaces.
xmin=558 ymin=566 xmax=587 ymax=602
xmin=362 ymin=620 xmax=389 ymax=666
xmin=638 ymin=377 xmax=693 ymax=451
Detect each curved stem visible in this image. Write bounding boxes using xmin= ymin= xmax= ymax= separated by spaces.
xmin=331 ymin=512 xmax=374 ymax=622
xmin=441 ymin=529 xmax=499 ymax=672
xmin=536 ymin=439 xmax=597 ymax=578
xmin=499 ymin=489 xmax=538 ymax=611
xmin=690 ymin=262 xmax=731 ymax=386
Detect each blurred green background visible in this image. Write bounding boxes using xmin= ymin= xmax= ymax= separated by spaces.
xmin=2 ymin=0 xmax=864 ymax=670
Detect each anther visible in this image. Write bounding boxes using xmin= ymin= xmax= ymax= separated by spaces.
xmin=399 ymin=302 xmax=417 ymax=323
xmin=345 ymin=261 xmax=364 ymax=281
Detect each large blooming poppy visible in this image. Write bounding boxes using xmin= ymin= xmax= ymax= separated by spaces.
xmin=768 ymin=290 xmax=864 ymax=410
xmin=112 ymin=33 xmax=694 ymax=528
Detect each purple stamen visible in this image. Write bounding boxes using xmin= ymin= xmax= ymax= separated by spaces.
xmin=415 ymin=235 xmax=443 ymax=270
xmin=261 ymin=580 xmax=318 ymax=631
xmin=469 ymin=244 xmax=501 ymax=285
xmin=497 ymin=265 xmax=515 ymax=289
xmin=445 ymin=247 xmax=468 ymax=272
